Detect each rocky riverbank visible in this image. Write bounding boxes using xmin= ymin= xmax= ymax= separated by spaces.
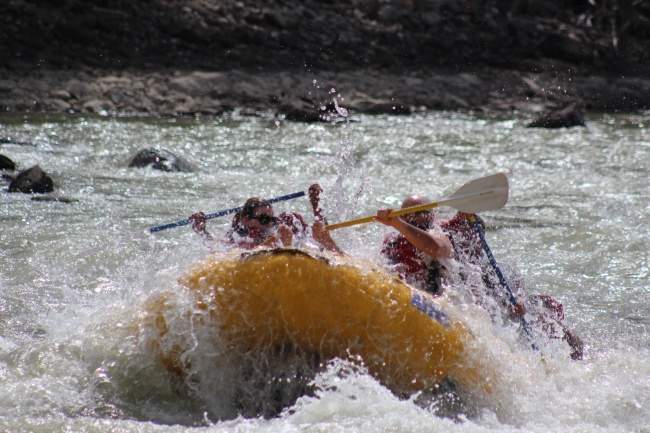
xmin=2 ymin=67 xmax=650 ymax=120
xmin=1 ymin=0 xmax=650 ymax=119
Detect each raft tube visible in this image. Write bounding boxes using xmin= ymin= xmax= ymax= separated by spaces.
xmin=147 ymin=248 xmax=495 ymax=397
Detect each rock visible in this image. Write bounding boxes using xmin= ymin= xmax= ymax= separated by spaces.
xmin=612 ymin=78 xmax=650 ymax=110
xmin=0 ymin=80 xmax=16 ymax=92
xmin=128 ymin=148 xmax=194 ymax=172
xmin=19 ymin=78 xmax=51 ymax=93
xmin=521 ymin=76 xmax=546 ymax=98
xmin=0 ymin=154 xmax=16 ymax=171
xmin=96 ymin=76 xmax=133 ymax=87
xmin=0 ymin=137 xmax=36 ymax=146
xmin=526 ymin=102 xmax=585 ymax=128
xmin=413 ymin=0 xmax=446 ymax=12
xmin=362 ymin=101 xmax=413 ymax=115
xmin=8 ymin=165 xmax=54 ymax=194
xmin=50 ymin=89 xmax=72 ymax=100
xmin=31 ymin=195 xmax=77 ymax=203
xmin=347 ymin=95 xmax=413 ymax=115
xmin=169 ymin=72 xmax=228 ymax=98
xmin=43 ymin=98 xmax=72 ymax=111
xmin=278 ymin=100 xmax=325 ymax=122
xmin=538 ymin=33 xmax=594 ymax=64
xmin=67 ymin=80 xmax=98 ymax=100
xmin=266 ymin=9 xmax=302 ymax=30
xmin=82 ymin=99 xmax=116 ymax=113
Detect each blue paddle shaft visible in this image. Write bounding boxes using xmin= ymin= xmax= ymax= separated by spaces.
xmin=470 ymin=220 xmax=517 ymax=305
xmin=146 ymin=191 xmax=306 ymax=234
xmin=469 ymin=216 xmax=537 ymax=349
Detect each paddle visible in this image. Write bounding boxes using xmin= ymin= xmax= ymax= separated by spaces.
xmin=325 ymin=173 xmax=509 ymax=231
xmin=146 ymin=191 xmax=305 ymax=234
xmin=75 ymin=190 xmax=305 ymax=258
xmin=467 ymin=214 xmax=538 ymax=350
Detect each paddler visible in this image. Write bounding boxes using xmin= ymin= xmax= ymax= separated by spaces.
xmin=189 ymin=197 xmax=307 ymax=250
xmin=376 ymin=195 xmax=455 ymax=295
xmin=312 ymin=194 xmax=455 ymax=296
xmin=441 ymin=211 xmax=584 ymax=360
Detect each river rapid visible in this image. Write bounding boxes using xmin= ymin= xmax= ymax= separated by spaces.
xmin=1 ymin=110 xmax=648 ymax=432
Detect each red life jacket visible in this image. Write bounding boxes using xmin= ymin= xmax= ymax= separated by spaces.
xmin=381 ymin=232 xmax=442 ymax=294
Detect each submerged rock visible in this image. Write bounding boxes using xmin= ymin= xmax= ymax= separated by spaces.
xmin=8 ymin=165 xmax=54 ymax=194
xmin=527 ymin=102 xmax=585 ymax=128
xmin=31 ymin=195 xmax=78 ymax=203
xmin=128 ymin=148 xmax=194 ymax=172
xmin=0 ymin=154 xmax=16 ymax=171
xmin=278 ymin=100 xmax=323 ymax=122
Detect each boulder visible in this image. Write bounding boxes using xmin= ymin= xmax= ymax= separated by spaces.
xmin=0 ymin=154 xmax=16 ymax=171
xmin=8 ymin=165 xmax=54 ymax=193
xmin=169 ymin=72 xmax=228 ymax=98
xmin=128 ymin=148 xmax=194 ymax=172
xmin=278 ymin=100 xmax=326 ymax=122
xmin=538 ymin=33 xmax=594 ymax=64
xmin=527 ymin=102 xmax=585 ymax=128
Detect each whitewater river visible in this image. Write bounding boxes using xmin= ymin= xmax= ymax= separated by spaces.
xmin=1 ymin=109 xmax=648 ymax=432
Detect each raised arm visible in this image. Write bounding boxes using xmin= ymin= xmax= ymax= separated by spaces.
xmin=188 ymin=212 xmax=214 ymax=242
xmin=375 ymin=209 xmax=454 ymax=259
xmin=312 ymin=220 xmax=345 ymax=255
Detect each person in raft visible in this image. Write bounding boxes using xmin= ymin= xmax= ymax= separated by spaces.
xmin=189 ymin=196 xmax=308 ymax=250
xmin=439 ymin=211 xmax=584 ymax=360
xmin=437 ymin=211 xmax=527 ymax=319
xmin=312 ymin=194 xmax=455 ymax=296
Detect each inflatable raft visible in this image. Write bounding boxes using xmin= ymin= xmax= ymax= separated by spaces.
xmin=144 ymin=248 xmax=497 ymax=398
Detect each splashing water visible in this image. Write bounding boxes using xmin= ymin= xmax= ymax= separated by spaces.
xmin=0 ymin=111 xmax=648 ymax=432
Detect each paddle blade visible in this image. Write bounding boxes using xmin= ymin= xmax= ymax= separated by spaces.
xmin=439 ymin=172 xmax=509 ymax=213
xmin=325 ymin=173 xmax=509 ymax=231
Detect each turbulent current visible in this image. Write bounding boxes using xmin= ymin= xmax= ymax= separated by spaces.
xmin=0 ymin=111 xmax=648 ymax=432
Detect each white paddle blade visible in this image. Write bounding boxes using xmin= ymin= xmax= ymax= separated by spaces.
xmin=325 ymin=173 xmax=509 ymax=231
xmin=440 ymin=172 xmax=509 ymax=213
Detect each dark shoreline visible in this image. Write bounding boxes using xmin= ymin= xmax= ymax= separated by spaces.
xmin=2 ymin=66 xmax=650 ymax=120
xmin=2 ymin=1 xmax=650 ymax=118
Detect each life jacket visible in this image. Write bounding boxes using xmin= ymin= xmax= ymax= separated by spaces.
xmin=227 ymin=228 xmax=271 ymax=249
xmin=381 ymin=232 xmax=442 ymax=295
xmin=439 ymin=213 xmax=485 ymax=264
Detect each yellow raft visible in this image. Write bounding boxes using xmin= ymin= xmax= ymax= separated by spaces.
xmin=145 ymin=248 xmax=496 ymax=398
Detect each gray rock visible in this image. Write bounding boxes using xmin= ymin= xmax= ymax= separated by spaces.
xmin=82 ymin=99 xmax=116 ymax=113
xmin=521 ymin=76 xmax=546 ymax=97
xmin=527 ymin=102 xmax=585 ymax=128
xmin=67 ymin=80 xmax=98 ymax=100
xmin=8 ymin=165 xmax=54 ymax=194
xmin=19 ymin=79 xmax=51 ymax=93
xmin=348 ymin=95 xmax=413 ymax=114
xmin=128 ymin=148 xmax=194 ymax=172
xmin=538 ymin=33 xmax=594 ymax=64
xmin=0 ymin=80 xmax=16 ymax=92
xmin=0 ymin=154 xmax=16 ymax=171
xmin=169 ymin=72 xmax=228 ymax=97
xmin=43 ymin=98 xmax=72 ymax=110
xmin=31 ymin=195 xmax=78 ymax=203
xmin=278 ymin=100 xmax=324 ymax=122
xmin=50 ymin=89 xmax=72 ymax=100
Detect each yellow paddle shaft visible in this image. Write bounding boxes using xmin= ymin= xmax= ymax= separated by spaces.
xmin=325 ymin=201 xmax=440 ymax=231
xmin=325 ymin=192 xmax=495 ymax=231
